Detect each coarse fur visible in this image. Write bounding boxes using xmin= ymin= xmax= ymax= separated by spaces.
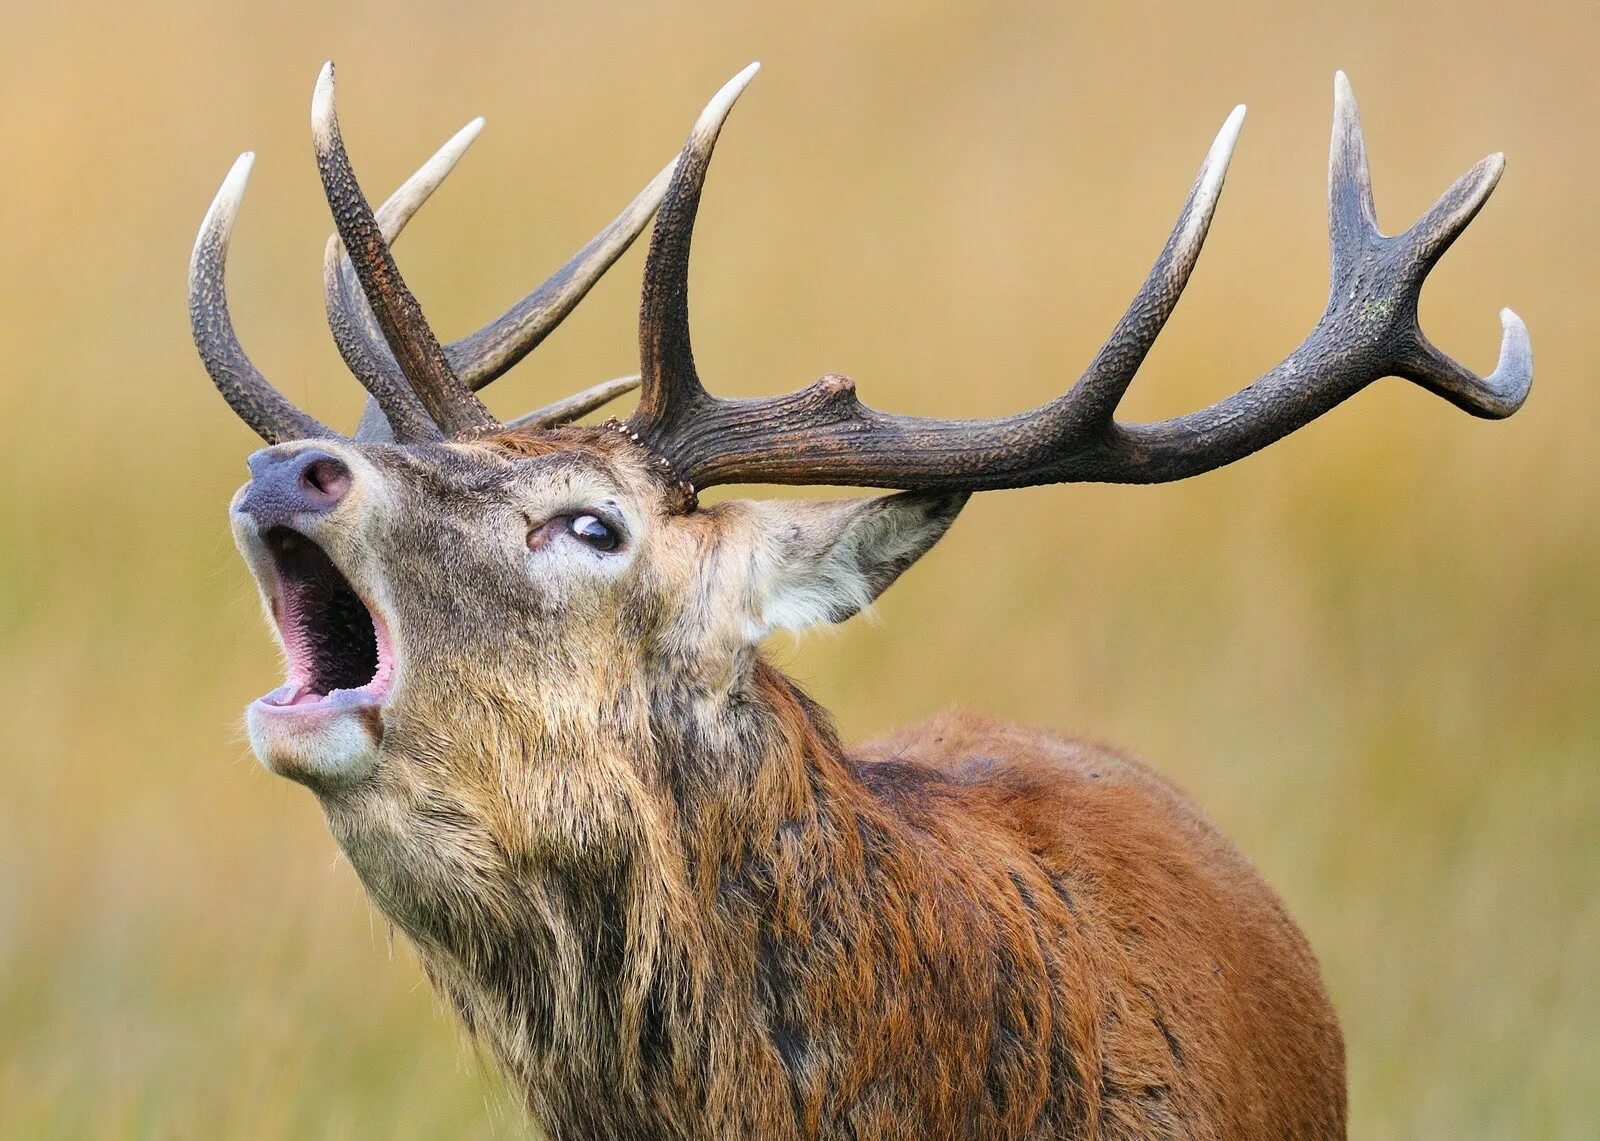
xmin=234 ymin=426 xmax=1345 ymax=1139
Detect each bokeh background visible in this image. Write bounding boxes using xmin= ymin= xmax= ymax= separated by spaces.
xmin=1 ymin=1 xmax=1594 ymax=1136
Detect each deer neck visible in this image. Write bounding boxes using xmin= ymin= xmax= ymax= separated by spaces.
xmin=328 ymin=655 xmax=852 ymax=1127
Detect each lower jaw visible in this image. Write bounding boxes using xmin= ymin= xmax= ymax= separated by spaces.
xmin=246 ymin=686 xmax=387 ymax=790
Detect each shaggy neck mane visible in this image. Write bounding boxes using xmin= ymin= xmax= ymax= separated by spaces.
xmin=409 ymin=658 xmax=917 ymax=1134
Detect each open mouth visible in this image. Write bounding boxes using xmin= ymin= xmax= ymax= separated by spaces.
xmin=255 ymin=526 xmax=394 ymax=711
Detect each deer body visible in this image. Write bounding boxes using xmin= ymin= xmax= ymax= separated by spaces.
xmin=332 ymin=658 xmax=1342 ymax=1139
xmin=191 ymin=62 xmax=1528 ymax=1141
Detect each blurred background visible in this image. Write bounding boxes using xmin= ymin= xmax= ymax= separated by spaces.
xmin=0 ymin=0 xmax=1594 ymax=1136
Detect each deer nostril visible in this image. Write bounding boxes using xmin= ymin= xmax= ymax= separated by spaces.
xmin=301 ymin=455 xmax=352 ymax=503
xmin=239 ymin=448 xmax=354 ymax=525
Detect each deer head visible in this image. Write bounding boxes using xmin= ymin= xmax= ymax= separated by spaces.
xmin=191 ymin=63 xmax=1528 ymax=1121
xmin=194 ymin=63 xmax=981 ymax=940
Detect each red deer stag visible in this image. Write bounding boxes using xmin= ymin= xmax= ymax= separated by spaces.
xmin=190 ymin=62 xmax=1530 ymax=1139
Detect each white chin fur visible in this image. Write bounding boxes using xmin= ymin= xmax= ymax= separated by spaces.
xmin=246 ymin=706 xmax=378 ymax=790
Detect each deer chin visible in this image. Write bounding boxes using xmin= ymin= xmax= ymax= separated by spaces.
xmin=244 ymin=526 xmax=396 ymax=790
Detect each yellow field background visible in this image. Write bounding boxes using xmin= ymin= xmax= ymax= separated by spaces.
xmin=0 ymin=1 xmax=1594 ymax=1136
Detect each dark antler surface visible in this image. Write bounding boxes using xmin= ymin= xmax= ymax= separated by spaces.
xmin=324 ymin=120 xmax=671 ymax=440
xmin=189 ymin=153 xmax=337 ymax=444
xmin=193 ymin=63 xmax=677 ymax=445
xmin=628 ymin=71 xmax=1531 ymax=493
xmin=321 ymin=119 xmax=488 ymax=444
xmin=310 ymin=63 xmax=498 ymax=439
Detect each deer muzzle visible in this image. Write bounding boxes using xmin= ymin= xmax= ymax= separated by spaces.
xmin=232 ymin=447 xmax=394 ymax=790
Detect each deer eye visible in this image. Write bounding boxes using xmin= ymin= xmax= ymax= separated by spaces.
xmin=567 ymin=513 xmax=620 ymax=552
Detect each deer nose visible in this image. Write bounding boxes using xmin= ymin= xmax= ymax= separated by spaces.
xmin=238 ymin=449 xmax=353 ymax=527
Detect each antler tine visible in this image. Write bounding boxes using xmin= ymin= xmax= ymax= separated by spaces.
xmin=311 ymin=62 xmax=498 ymax=438
xmin=326 ymin=118 xmax=484 ymax=442
xmin=447 ymin=160 xmax=676 ymax=389
xmin=190 ymin=152 xmax=337 ymax=444
xmin=1406 ymin=308 xmax=1532 ymax=419
xmin=620 ymin=71 xmax=1529 ymax=496
xmin=505 ymin=375 xmax=643 ymax=430
xmin=1328 ymin=70 xmax=1379 ymax=282
xmin=1402 ymin=147 xmax=1504 ymax=272
xmin=1110 ymin=73 xmax=1530 ymax=476
xmin=1058 ymin=104 xmax=1246 ymax=428
xmin=328 ymin=120 xmax=672 ymax=440
xmin=630 ymin=63 xmax=762 ymax=440
xmin=1387 ymin=151 xmax=1531 ymax=419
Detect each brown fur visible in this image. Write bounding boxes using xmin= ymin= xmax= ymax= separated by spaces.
xmin=234 ymin=430 xmax=1345 ymax=1139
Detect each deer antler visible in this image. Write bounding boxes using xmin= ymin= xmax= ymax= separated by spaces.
xmin=191 ymin=63 xmax=671 ymax=444
xmin=310 ymin=63 xmax=498 ymax=438
xmin=189 ymin=152 xmax=339 ymax=444
xmin=322 ymin=117 xmax=485 ymax=444
xmin=627 ymin=70 xmax=1532 ymax=494
xmin=324 ymin=119 xmax=673 ymax=441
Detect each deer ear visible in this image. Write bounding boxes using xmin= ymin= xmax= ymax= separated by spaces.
xmin=746 ymin=490 xmax=969 ymax=637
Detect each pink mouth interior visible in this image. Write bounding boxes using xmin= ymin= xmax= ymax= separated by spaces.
xmin=257 ymin=526 xmax=394 ymax=710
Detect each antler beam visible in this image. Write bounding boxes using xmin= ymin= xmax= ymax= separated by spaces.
xmin=628 ymin=70 xmax=1532 ymax=492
